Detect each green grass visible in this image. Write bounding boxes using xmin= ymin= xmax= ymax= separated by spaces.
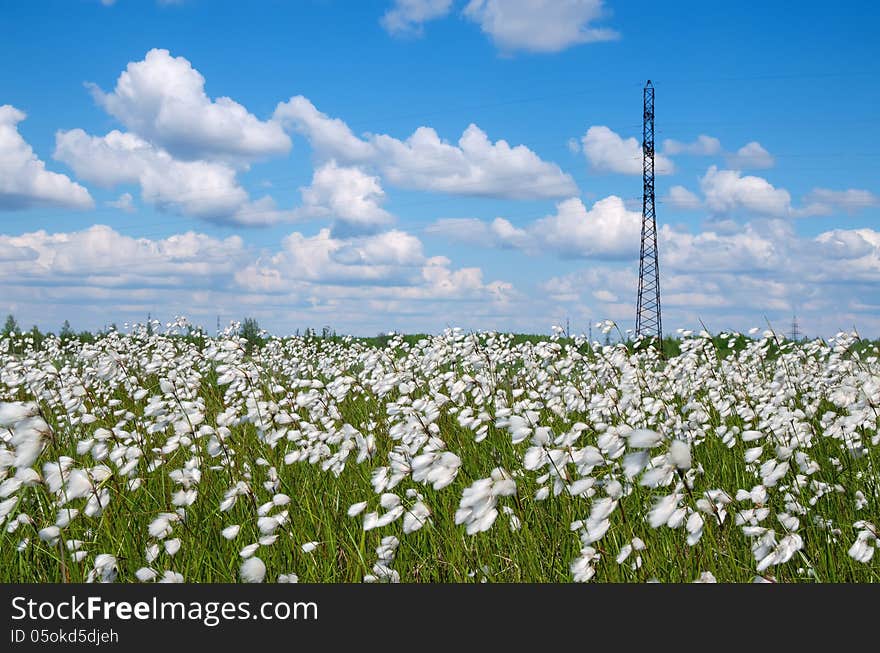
xmin=1 ymin=329 xmax=878 ymax=583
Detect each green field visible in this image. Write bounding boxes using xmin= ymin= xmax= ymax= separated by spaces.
xmin=1 ymin=324 xmax=878 ymax=582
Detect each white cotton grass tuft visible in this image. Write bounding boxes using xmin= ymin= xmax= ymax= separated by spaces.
xmin=239 ymin=556 xmax=266 ymax=583
xmin=89 ymin=554 xmax=118 ymax=583
xmin=626 ymin=429 xmax=663 ymax=449
xmin=0 ymin=319 xmax=878 ymax=584
xmin=847 ymin=523 xmax=878 ymax=563
xmin=0 ymin=402 xmax=38 ymax=427
xmin=454 ymin=468 xmax=516 ymax=535
xmin=136 ymin=567 xmax=158 ymax=582
xmin=159 ymin=571 xmax=185 ymax=583
xmin=9 ymin=415 xmax=51 ymax=469
xmin=668 ymin=440 xmax=692 ymax=471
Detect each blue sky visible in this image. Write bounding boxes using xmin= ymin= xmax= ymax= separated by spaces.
xmin=1 ymin=0 xmax=878 ymax=337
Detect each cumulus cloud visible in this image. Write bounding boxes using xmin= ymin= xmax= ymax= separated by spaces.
xmin=426 ymin=216 xmax=530 ymax=250
xmin=700 ymin=165 xmax=791 ymax=217
xmin=541 ymin=265 xmax=635 ymax=306
xmin=533 ymin=196 xmax=641 ymax=258
xmin=106 ymin=192 xmax=135 ymax=212
xmin=659 ymin=222 xmax=782 ymax=274
xmin=798 ymin=188 xmax=879 ymax=217
xmin=462 ymin=0 xmax=619 ymax=53
xmin=0 ymin=223 xmax=515 ymax=334
xmin=54 ymin=129 xmax=284 ymax=226
xmin=294 ymin=161 xmax=394 ymax=235
xmin=0 ymin=105 xmax=93 ymax=211
xmin=540 ymin=219 xmax=880 ymax=337
xmin=0 ymin=224 xmax=246 ymax=288
xmin=381 ymin=0 xmax=453 ymax=36
xmin=581 ymin=126 xmax=674 ymax=176
xmin=236 ymin=229 xmax=426 ymax=289
xmin=663 ymin=219 xmax=880 ymax=285
xmin=428 ymin=195 xmax=642 ymax=259
xmin=88 ymin=49 xmax=290 ymax=163
xmin=662 ymin=135 xmax=721 ymax=156
xmin=725 ymin=141 xmax=774 ymax=169
xmin=660 ymin=169 xmax=874 ymax=221
xmin=235 ymin=227 xmax=513 ymax=304
xmin=664 ymin=185 xmax=702 ymax=210
xmin=273 ymin=96 xmax=577 ymax=199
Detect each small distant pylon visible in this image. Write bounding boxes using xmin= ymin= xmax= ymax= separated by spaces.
xmin=790 ymin=315 xmax=801 ymax=342
xmin=635 ymin=80 xmax=662 ymax=345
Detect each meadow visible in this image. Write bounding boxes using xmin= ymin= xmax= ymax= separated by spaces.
xmin=0 ymin=319 xmax=877 ymax=583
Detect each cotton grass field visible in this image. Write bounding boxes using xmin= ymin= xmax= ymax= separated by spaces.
xmin=0 ymin=319 xmax=878 ymax=583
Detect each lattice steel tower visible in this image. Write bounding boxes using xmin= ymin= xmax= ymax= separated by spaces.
xmin=635 ymin=80 xmax=662 ymax=343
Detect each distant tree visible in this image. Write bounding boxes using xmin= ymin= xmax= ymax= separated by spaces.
xmin=29 ymin=325 xmax=44 ymax=349
xmin=3 ymin=314 xmax=18 ymax=335
xmin=240 ymin=317 xmax=263 ymax=352
xmin=60 ymin=320 xmax=74 ymax=339
xmin=146 ymin=313 xmax=153 ymax=336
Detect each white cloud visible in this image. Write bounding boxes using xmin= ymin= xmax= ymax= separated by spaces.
xmin=700 ymin=165 xmax=791 ymax=217
xmin=106 ymin=192 xmax=135 ymax=212
xmin=725 ymin=141 xmax=774 ymax=169
xmin=0 ymin=241 xmax=38 ymax=263
xmin=814 ymin=228 xmax=876 ymax=260
xmin=539 ymin=219 xmax=880 ymax=337
xmin=581 ymin=126 xmax=674 ymax=176
xmin=661 ymin=171 xmax=874 ymax=221
xmin=428 ymin=195 xmax=641 ymax=259
xmin=463 ymin=0 xmax=619 ymax=53
xmin=0 ymin=105 xmax=93 ymax=211
xmin=274 ymin=96 xmax=577 ymax=199
xmin=592 ymin=288 xmax=617 ymax=303
xmin=295 ymin=161 xmax=394 ymax=235
xmin=662 ymin=135 xmax=721 ymax=156
xmin=272 ymin=96 xmax=373 ymax=162
xmin=533 ymin=196 xmax=641 ymax=258
xmin=381 ymin=0 xmax=453 ymax=36
xmin=663 ymin=220 xmax=880 ymax=285
xmin=0 ymin=223 xmax=516 ymax=335
xmin=660 ymin=222 xmax=782 ymax=274
xmin=237 ymin=229 xmax=426 ymax=289
xmin=426 ymin=217 xmax=493 ymax=245
xmin=426 ymin=216 xmax=530 ymax=249
xmin=811 ymin=228 xmax=880 ymax=282
xmin=798 ymin=188 xmax=879 ymax=217
xmin=0 ymin=224 xmax=246 ymax=288
xmin=664 ymin=185 xmax=702 ymax=210
xmin=54 ymin=129 xmax=284 ymax=226
xmin=235 ymin=227 xmax=514 ymax=306
xmin=88 ymin=49 xmax=290 ymax=163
